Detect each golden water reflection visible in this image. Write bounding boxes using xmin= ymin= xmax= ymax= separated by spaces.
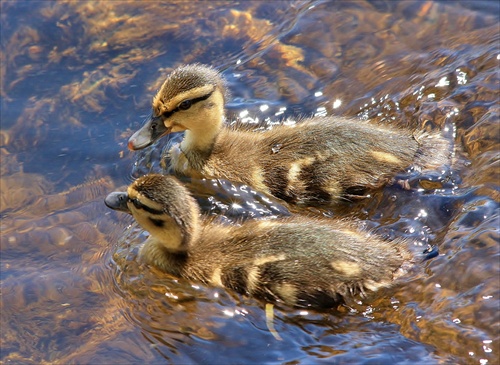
xmin=1 ymin=1 xmax=498 ymax=364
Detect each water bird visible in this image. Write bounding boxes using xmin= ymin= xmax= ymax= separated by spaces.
xmin=128 ymin=64 xmax=450 ymax=205
xmin=105 ymin=174 xmax=417 ymax=309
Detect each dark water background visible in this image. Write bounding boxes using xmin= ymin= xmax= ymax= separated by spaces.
xmin=1 ymin=1 xmax=499 ymax=364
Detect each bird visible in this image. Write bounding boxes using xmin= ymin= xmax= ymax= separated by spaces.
xmin=127 ymin=63 xmax=450 ymax=206
xmin=105 ymin=174 xmax=419 ymax=309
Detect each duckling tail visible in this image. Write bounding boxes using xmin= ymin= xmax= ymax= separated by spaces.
xmin=413 ymin=130 xmax=452 ymax=170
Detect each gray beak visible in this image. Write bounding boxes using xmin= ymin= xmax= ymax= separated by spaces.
xmin=128 ymin=116 xmax=170 ymax=151
xmin=104 ymin=192 xmax=131 ymax=213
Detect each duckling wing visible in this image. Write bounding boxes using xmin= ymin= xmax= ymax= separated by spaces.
xmin=256 ymin=118 xmax=420 ymax=204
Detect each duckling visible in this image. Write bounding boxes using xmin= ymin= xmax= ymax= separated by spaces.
xmin=127 ymin=64 xmax=450 ymax=206
xmin=105 ymin=174 xmax=416 ymax=309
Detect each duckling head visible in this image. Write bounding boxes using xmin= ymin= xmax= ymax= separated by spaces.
xmin=128 ymin=64 xmax=228 ymax=151
xmin=104 ymin=174 xmax=200 ymax=252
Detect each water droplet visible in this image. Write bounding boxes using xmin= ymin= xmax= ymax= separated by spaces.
xmin=272 ymin=143 xmax=282 ymax=154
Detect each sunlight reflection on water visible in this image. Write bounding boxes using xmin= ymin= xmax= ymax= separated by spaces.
xmin=1 ymin=0 xmax=498 ymax=364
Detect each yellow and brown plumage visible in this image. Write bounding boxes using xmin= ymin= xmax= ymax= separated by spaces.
xmin=128 ymin=64 xmax=450 ymax=205
xmin=105 ymin=174 xmax=415 ymax=309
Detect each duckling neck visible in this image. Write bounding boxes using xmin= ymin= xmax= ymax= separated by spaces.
xmin=142 ymin=219 xmax=200 ymax=276
xmin=180 ymin=116 xmax=224 ymax=169
xmin=181 ymin=124 xmax=219 ymax=154
xmin=141 ymin=236 xmax=189 ymax=276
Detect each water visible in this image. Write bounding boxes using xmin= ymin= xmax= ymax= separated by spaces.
xmin=1 ymin=1 xmax=498 ymax=363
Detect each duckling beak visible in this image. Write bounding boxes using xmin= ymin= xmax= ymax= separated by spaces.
xmin=128 ymin=116 xmax=170 ymax=151
xmin=104 ymin=192 xmax=131 ymax=213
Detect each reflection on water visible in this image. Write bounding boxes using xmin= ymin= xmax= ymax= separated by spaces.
xmin=1 ymin=1 xmax=498 ymax=364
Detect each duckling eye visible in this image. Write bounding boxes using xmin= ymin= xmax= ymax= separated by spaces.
xmin=129 ymin=198 xmax=143 ymax=210
xmin=178 ymin=100 xmax=192 ymax=110
xmin=128 ymin=197 xmax=163 ymax=215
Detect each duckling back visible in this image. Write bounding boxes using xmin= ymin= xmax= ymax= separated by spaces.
xmin=197 ymin=117 xmax=450 ymax=205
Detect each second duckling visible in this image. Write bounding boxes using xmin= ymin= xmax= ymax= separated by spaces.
xmin=128 ymin=64 xmax=450 ymax=205
xmin=105 ymin=174 xmax=416 ymax=309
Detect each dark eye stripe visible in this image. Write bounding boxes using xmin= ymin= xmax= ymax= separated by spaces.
xmin=129 ymin=198 xmax=163 ymax=215
xmin=161 ymin=89 xmax=215 ymax=119
xmin=149 ymin=218 xmax=165 ymax=227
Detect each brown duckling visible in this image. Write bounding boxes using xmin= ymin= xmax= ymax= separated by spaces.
xmin=127 ymin=64 xmax=450 ymax=206
xmin=105 ymin=174 xmax=416 ymax=309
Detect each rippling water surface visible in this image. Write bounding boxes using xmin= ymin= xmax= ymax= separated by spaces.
xmin=1 ymin=1 xmax=499 ymax=364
